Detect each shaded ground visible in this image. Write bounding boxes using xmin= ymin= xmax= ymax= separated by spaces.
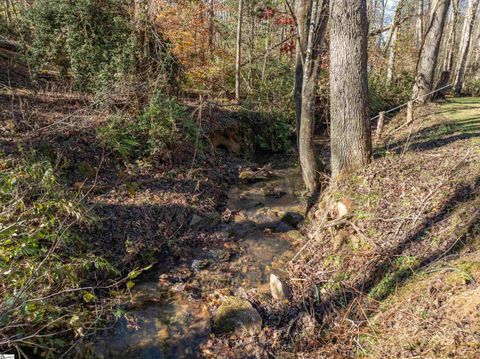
xmin=0 ymin=83 xmax=245 ymax=269
xmin=0 ymin=73 xmax=307 ymax=358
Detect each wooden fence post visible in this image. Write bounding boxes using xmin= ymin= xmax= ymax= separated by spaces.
xmin=406 ymin=101 xmax=414 ymax=125
xmin=376 ymin=111 xmax=385 ymax=139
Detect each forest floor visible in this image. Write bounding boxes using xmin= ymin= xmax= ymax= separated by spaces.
xmin=1 ymin=63 xmax=480 ymax=358
xmin=0 ymin=78 xmax=303 ymax=357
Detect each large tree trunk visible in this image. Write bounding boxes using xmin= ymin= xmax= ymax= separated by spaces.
xmin=453 ymin=0 xmax=480 ymax=95
xmin=330 ymin=0 xmax=372 ymax=179
xmin=470 ymin=30 xmax=480 ymax=79
xmin=299 ymin=0 xmax=329 ymax=195
xmin=294 ymin=0 xmax=311 ymax=142
xmin=464 ymin=23 xmax=480 ymax=74
xmin=412 ymin=0 xmax=451 ymax=103
xmin=442 ymin=0 xmax=459 ymax=72
xmin=471 ymin=32 xmax=480 ymax=81
xmin=235 ymin=0 xmax=244 ymax=102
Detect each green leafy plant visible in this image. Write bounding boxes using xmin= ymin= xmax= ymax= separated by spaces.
xmin=98 ymin=93 xmax=191 ymax=159
xmin=25 ymin=0 xmax=137 ymax=91
xmin=0 ymin=154 xmax=122 ymax=355
xmin=254 ymin=113 xmax=292 ymax=152
xmin=239 ymin=109 xmax=293 ymax=153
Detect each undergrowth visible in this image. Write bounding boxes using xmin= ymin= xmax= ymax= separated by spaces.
xmin=0 ymin=154 xmax=148 ymax=356
xmin=97 ymin=92 xmax=198 ymax=160
xmin=369 ymin=71 xmax=414 ymax=115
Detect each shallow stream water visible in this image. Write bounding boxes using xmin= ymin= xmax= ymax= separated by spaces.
xmin=92 ymin=159 xmax=306 ymax=358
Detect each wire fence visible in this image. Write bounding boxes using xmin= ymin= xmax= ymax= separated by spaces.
xmin=370 ymin=83 xmax=453 ymax=121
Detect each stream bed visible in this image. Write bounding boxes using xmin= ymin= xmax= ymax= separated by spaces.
xmin=93 ymin=161 xmax=306 ymax=358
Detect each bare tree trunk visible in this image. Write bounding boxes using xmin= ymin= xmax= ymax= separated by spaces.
xmin=294 ymin=0 xmax=311 ymax=142
xmin=412 ymin=0 xmax=451 ymax=103
xmin=368 ymin=0 xmax=379 ymax=32
xmin=464 ymin=24 xmax=480 ymax=73
xmin=261 ymin=19 xmax=271 ymax=82
xmin=471 ymin=30 xmax=480 ymax=80
xmin=377 ymin=0 xmax=387 ymax=49
xmin=453 ymin=0 xmax=480 ymax=95
xmin=443 ymin=0 xmax=459 ymax=72
xmin=384 ymin=0 xmax=404 ymax=50
xmin=299 ymin=0 xmax=329 ymax=195
xmin=247 ymin=4 xmax=255 ymax=84
xmin=208 ymin=0 xmax=215 ymax=51
xmin=134 ymin=0 xmax=151 ymax=105
xmin=330 ymin=0 xmax=372 ymax=179
xmin=416 ymin=0 xmax=425 ymax=48
xmin=386 ymin=27 xmax=399 ymax=84
xmin=385 ymin=0 xmax=405 ymax=84
xmin=235 ymin=0 xmax=244 ymax=102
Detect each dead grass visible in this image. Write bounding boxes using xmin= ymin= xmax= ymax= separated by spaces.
xmin=360 ymin=249 xmax=480 ymax=358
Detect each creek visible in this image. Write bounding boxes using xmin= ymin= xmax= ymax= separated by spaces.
xmin=93 ymin=158 xmax=306 ymax=358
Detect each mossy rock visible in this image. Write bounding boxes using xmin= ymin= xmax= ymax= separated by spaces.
xmin=213 ymin=296 xmax=262 ymax=335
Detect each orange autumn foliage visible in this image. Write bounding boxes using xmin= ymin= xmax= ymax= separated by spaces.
xmin=155 ymin=0 xmax=227 ymax=88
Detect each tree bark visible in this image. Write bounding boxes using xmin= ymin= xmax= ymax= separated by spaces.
xmin=208 ymin=0 xmax=215 ymax=51
xmin=299 ymin=0 xmax=329 ymax=195
xmin=471 ymin=30 xmax=480 ymax=80
xmin=464 ymin=23 xmax=480 ymax=75
xmin=367 ymin=0 xmax=379 ymax=32
xmin=442 ymin=0 xmax=459 ymax=72
xmin=235 ymin=0 xmax=244 ymax=102
xmin=294 ymin=0 xmax=311 ymax=142
xmin=384 ymin=0 xmax=404 ymax=51
xmin=261 ymin=18 xmax=271 ymax=82
xmin=377 ymin=0 xmax=387 ymax=49
xmin=385 ymin=0 xmax=405 ymax=84
xmin=453 ymin=0 xmax=480 ymax=95
xmin=412 ymin=0 xmax=451 ymax=103
xmin=247 ymin=4 xmax=255 ymax=84
xmin=386 ymin=27 xmax=399 ymax=84
xmin=416 ymin=0 xmax=425 ymax=48
xmin=134 ymin=0 xmax=151 ymax=105
xmin=330 ymin=0 xmax=372 ymax=179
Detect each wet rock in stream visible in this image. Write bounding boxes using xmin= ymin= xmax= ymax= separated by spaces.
xmin=213 ymin=296 xmax=262 ymax=335
xmin=281 ymin=211 xmax=304 ymax=228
